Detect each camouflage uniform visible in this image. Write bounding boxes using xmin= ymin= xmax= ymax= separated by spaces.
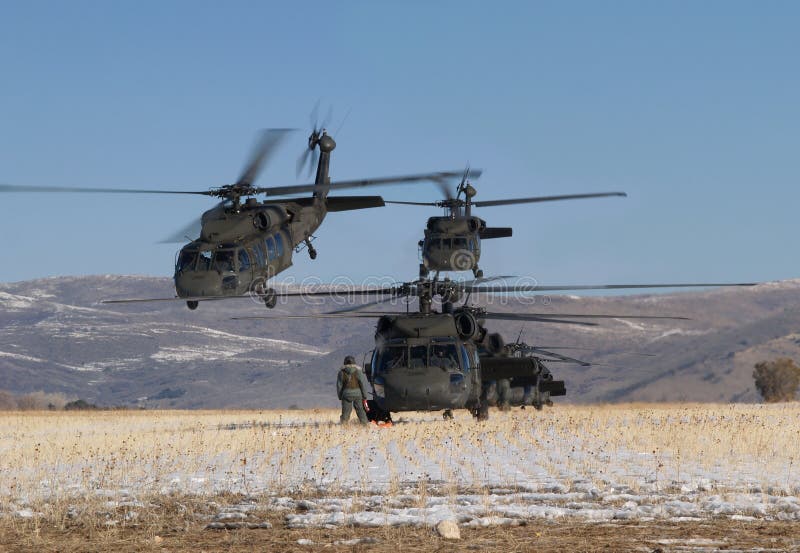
xmin=337 ymin=357 xmax=369 ymax=424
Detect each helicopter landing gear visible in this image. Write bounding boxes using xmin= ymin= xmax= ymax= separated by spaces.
xmin=473 ymin=267 xmax=484 ymax=279
xmin=186 ymin=300 xmax=199 ymax=310
xmin=442 ymin=409 xmax=454 ymax=420
xmin=471 ymin=404 xmax=489 ymax=421
xmin=263 ymin=288 xmax=277 ymax=309
xmin=305 ymin=239 xmax=317 ymax=260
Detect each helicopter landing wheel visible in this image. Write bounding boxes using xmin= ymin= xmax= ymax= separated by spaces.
xmin=442 ymin=409 xmax=454 ymax=420
xmin=263 ymin=288 xmax=277 ymax=309
xmin=186 ymin=300 xmax=199 ymax=310
xmin=473 ymin=268 xmax=484 ymax=279
xmin=471 ymin=404 xmax=489 ymax=421
xmin=305 ymin=239 xmax=317 ymax=260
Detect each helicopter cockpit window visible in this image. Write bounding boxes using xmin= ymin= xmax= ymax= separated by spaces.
xmin=265 ymin=237 xmax=277 ymax=260
xmin=177 ymin=250 xmax=198 ymax=272
xmin=453 ymin=238 xmax=468 ymax=250
xmin=238 ymin=249 xmax=251 ymax=272
xmin=198 ymin=251 xmax=212 ymax=271
xmin=468 ymin=239 xmax=476 ymax=252
xmin=376 ymin=345 xmax=406 ymax=374
xmin=213 ymin=250 xmax=235 ymax=272
xmin=409 ymin=345 xmax=428 ymax=369
xmin=430 ymin=344 xmax=459 ymax=370
xmin=275 ymin=233 xmax=284 ymax=257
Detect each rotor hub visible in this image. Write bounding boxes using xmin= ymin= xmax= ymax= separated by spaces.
xmin=318 ymin=132 xmax=336 ymax=153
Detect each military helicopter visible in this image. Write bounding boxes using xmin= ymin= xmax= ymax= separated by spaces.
xmin=233 ymin=275 xmax=754 ymax=420
xmin=385 ymin=168 xmax=627 ymax=278
xmin=1 ymin=122 xmax=469 ymax=310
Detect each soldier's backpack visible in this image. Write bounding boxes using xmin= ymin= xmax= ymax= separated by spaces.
xmin=342 ymin=368 xmax=360 ymax=389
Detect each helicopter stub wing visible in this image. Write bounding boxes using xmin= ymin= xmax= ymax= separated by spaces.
xmin=479 ymin=227 xmax=513 ymax=239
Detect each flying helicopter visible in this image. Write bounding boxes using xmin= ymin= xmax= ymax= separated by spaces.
xmin=233 ymin=275 xmax=755 ymax=420
xmin=1 ymin=120 xmax=469 ymax=310
xmin=385 ymin=168 xmax=627 ymax=278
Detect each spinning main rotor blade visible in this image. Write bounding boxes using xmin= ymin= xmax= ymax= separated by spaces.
xmin=473 ymin=191 xmax=627 ymax=207
xmin=463 ymin=282 xmax=758 ymax=293
xmin=523 ymin=347 xmax=592 ymax=366
xmin=231 ymin=312 xmax=404 ymax=321
xmin=478 ymin=312 xmax=688 ymax=325
xmin=236 ymin=129 xmax=295 ymax=187
xmin=2 ymin=170 xmax=471 ymax=198
xmin=482 ymin=312 xmax=689 ymax=321
xmin=0 ymin=184 xmax=204 ymax=195
xmin=384 ymin=190 xmax=625 ymax=207
xmin=256 ymin=170 xmax=475 ymax=197
xmin=159 ymin=217 xmax=203 ymax=244
xmin=534 ymin=346 xmax=657 ymax=357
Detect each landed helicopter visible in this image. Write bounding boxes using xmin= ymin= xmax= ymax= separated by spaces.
xmin=233 ymin=275 xmax=755 ymax=420
xmin=484 ymin=337 xmax=655 ymax=412
xmin=385 ymin=169 xmax=627 ymax=278
xmin=2 ymin=123 xmax=469 ymax=310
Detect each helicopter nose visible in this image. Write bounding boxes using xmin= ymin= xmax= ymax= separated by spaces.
xmin=174 ymin=270 xmax=224 ymax=297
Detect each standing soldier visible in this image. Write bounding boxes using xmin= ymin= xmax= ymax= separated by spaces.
xmin=337 ymin=355 xmax=369 ymax=424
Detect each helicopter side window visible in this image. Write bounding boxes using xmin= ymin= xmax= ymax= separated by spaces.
xmin=468 ymin=239 xmax=476 ymax=252
xmin=275 ymin=233 xmax=284 ymax=257
xmin=198 ymin=251 xmax=212 ymax=271
xmin=238 ymin=249 xmax=251 ymax=272
xmin=265 ymin=237 xmax=277 ymax=260
xmin=213 ymin=250 xmax=235 ymax=272
xmin=177 ymin=250 xmax=198 ymax=272
xmin=253 ymin=244 xmax=266 ymax=267
xmin=459 ymin=345 xmax=471 ymax=372
xmin=430 ymin=344 xmax=459 ymax=370
xmin=409 ymin=345 xmax=427 ymax=369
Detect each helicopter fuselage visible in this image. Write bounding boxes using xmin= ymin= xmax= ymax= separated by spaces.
xmin=419 ymin=215 xmax=512 ymax=278
xmin=420 ymin=216 xmax=484 ymax=274
xmin=368 ymin=313 xmax=483 ymax=412
xmin=173 ymin=198 xmax=327 ymax=304
xmin=365 ymin=310 xmax=556 ymax=416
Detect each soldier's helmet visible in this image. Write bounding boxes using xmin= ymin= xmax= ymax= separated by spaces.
xmin=344 ymin=355 xmax=356 ymax=365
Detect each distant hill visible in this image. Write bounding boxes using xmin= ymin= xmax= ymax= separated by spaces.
xmin=2 ymin=275 xmax=799 ymax=408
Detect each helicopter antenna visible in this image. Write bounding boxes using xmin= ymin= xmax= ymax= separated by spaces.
xmin=516 ymin=325 xmax=525 ymax=345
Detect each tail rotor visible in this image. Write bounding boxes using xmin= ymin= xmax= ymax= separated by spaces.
xmin=296 ymin=102 xmax=334 ymax=178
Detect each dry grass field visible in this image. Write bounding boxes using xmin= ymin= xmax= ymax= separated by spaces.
xmin=1 ymin=404 xmax=799 ymax=552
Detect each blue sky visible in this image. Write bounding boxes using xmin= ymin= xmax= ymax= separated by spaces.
xmin=1 ymin=1 xmax=798 ymax=288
